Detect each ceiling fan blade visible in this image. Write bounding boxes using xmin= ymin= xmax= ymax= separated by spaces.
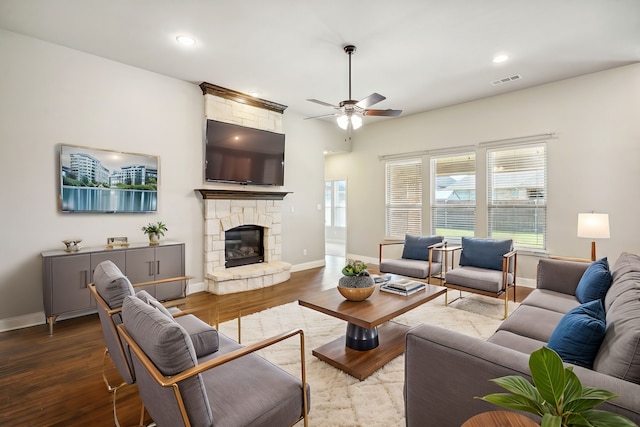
xmin=306 ymin=98 xmax=339 ymax=108
xmin=364 ymin=109 xmax=403 ymax=117
xmin=356 ymin=93 xmax=386 ymax=109
xmin=304 ymin=113 xmax=339 ymax=120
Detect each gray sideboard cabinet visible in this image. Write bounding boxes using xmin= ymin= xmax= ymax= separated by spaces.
xmin=41 ymin=241 xmax=185 ymax=335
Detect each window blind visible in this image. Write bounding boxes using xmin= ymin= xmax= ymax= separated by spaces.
xmin=430 ymin=153 xmax=476 ymax=240
xmin=487 ymin=144 xmax=547 ymax=249
xmin=385 ymin=159 xmax=422 ymax=238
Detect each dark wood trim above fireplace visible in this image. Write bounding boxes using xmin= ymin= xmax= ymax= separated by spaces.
xmin=199 ymin=82 xmax=287 ymax=114
xmin=196 ymin=189 xmax=291 ymax=200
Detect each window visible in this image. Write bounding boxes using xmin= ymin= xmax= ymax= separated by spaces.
xmin=385 ymin=159 xmax=422 ymax=238
xmin=487 ymin=144 xmax=546 ymax=249
xmin=430 ymin=153 xmax=476 ymax=240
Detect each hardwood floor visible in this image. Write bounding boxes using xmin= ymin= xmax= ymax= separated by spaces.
xmin=0 ymin=257 xmax=532 ymax=426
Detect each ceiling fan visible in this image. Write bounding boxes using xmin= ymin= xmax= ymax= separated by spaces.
xmin=306 ymin=45 xmax=402 ymax=131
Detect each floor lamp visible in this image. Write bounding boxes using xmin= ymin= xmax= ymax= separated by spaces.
xmin=577 ymin=213 xmax=610 ymax=261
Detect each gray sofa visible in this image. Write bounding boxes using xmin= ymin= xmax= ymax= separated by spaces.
xmin=405 ymin=252 xmax=640 ymax=426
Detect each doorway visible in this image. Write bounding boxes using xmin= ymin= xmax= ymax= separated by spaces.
xmin=325 ymin=179 xmax=346 ymax=258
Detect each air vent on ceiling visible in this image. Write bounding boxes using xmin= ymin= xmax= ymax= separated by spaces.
xmin=491 ymin=74 xmax=522 ymax=86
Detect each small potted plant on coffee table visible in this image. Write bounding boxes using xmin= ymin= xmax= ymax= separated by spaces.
xmin=337 ymin=259 xmax=376 ymax=301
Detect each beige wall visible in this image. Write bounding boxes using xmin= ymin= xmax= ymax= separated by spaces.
xmin=326 ymin=63 xmax=640 ymax=280
xmin=0 ymin=29 xmax=337 ymax=329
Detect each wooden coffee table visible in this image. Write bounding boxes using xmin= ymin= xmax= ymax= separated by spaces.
xmin=298 ymin=281 xmax=446 ymax=380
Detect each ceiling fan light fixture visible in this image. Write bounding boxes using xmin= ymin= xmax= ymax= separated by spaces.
xmin=351 ymin=114 xmax=362 ymax=129
xmin=336 ymin=114 xmax=362 ymax=130
xmin=336 ymin=114 xmax=349 ymax=130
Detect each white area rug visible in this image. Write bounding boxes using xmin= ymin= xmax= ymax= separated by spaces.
xmin=219 ymin=293 xmax=518 ymax=427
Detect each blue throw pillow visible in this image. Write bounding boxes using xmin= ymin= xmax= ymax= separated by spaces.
xmin=401 ymin=235 xmax=443 ymax=261
xmin=547 ymin=299 xmax=606 ymax=369
xmin=459 ymin=237 xmax=513 ymax=271
xmin=575 ymin=258 xmax=612 ymax=303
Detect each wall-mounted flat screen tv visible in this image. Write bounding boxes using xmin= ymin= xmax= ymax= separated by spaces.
xmin=59 ymin=144 xmax=159 ymax=213
xmin=205 ymin=119 xmax=285 ymax=186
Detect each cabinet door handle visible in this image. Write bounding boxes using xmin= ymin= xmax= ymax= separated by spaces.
xmin=156 ymin=260 xmax=160 ymax=275
xmin=83 ymin=270 xmax=89 ymax=288
xmin=148 ymin=262 xmax=154 ymax=276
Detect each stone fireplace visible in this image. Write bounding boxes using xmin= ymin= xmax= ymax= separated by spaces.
xmin=199 ymin=190 xmax=291 ymax=294
xmin=197 ymin=81 xmax=291 ymax=295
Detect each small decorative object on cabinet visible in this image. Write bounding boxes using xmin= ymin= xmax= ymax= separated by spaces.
xmin=142 ymin=221 xmax=167 ymax=245
xmin=337 ymin=259 xmax=375 ymax=301
xmin=62 ymin=239 xmax=82 ymax=252
xmin=106 ymin=236 xmax=129 ymax=249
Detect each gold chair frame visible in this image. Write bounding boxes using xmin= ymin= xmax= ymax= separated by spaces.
xmin=378 ymin=240 xmax=446 ymax=281
xmin=117 ymin=324 xmax=309 ymax=427
xmin=444 ymin=250 xmax=517 ymax=319
xmin=89 ymin=276 xmax=191 ymax=427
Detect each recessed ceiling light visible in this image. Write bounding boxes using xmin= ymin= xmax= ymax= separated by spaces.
xmin=492 ymin=54 xmax=509 ymax=63
xmin=176 ymin=35 xmax=196 ymax=46
xmin=250 ymin=91 xmax=261 ymax=98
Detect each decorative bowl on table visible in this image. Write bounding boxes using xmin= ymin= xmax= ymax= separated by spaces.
xmin=337 ymin=284 xmax=376 ymax=301
xmin=337 ymin=259 xmax=376 ymax=301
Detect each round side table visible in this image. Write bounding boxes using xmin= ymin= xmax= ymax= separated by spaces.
xmin=462 ymin=411 xmax=539 ymax=427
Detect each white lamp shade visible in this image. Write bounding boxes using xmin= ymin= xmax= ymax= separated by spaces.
xmin=577 ymin=213 xmax=610 ymax=239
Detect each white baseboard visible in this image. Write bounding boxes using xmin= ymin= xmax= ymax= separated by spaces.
xmin=0 ymin=311 xmax=46 ymax=333
xmin=291 ymin=259 xmax=326 ymax=272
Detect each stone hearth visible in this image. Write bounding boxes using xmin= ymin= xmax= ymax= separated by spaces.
xmin=202 ymin=196 xmax=291 ymax=294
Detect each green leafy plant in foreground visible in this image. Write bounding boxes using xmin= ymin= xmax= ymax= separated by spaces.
xmin=478 ymin=346 xmax=637 ymax=427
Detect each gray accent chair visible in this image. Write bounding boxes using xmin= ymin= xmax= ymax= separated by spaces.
xmin=90 ymin=260 xmax=212 ymax=425
xmin=379 ymin=235 xmax=444 ymax=279
xmin=444 ymin=237 xmax=517 ymax=319
xmin=118 ymin=295 xmax=310 ymax=427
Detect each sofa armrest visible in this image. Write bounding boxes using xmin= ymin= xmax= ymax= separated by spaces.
xmin=536 ymin=258 xmax=589 ymax=295
xmin=405 ymin=324 xmax=535 ymax=427
xmin=405 ymin=323 xmax=640 ymax=427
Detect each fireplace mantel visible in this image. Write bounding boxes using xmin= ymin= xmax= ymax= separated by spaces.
xmin=196 ymin=189 xmax=291 ymax=200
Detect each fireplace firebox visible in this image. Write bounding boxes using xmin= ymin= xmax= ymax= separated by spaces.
xmin=225 ymin=225 xmax=264 ymax=268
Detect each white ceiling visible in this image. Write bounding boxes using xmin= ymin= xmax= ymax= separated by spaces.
xmin=1 ymin=0 xmax=639 ymax=122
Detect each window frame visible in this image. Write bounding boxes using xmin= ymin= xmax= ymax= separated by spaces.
xmin=429 ymin=151 xmax=477 ymax=244
xmin=486 ymin=143 xmax=547 ymax=250
xmin=384 ymin=158 xmax=423 ymax=239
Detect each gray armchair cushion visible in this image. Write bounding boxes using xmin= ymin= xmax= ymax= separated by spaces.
xmin=122 ymin=296 xmax=213 ymax=427
xmin=135 ymin=290 xmax=173 ymax=318
xmin=459 ymin=237 xmax=513 ymax=271
xmin=445 ymin=266 xmax=513 ymax=293
xmin=122 ymin=296 xmax=197 ymax=376
xmin=175 ymin=314 xmax=220 ymax=357
xmin=402 ymin=235 xmax=443 ymax=261
xmin=94 ymin=260 xmax=134 ymax=310
xmin=380 ymin=258 xmax=441 ymax=279
xmin=135 ymin=288 xmax=220 ymax=357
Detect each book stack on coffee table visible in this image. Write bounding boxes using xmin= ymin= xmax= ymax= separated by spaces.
xmin=380 ymin=278 xmax=426 ymax=296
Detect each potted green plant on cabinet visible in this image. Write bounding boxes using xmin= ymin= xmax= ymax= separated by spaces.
xmin=142 ymin=221 xmax=167 ymax=245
